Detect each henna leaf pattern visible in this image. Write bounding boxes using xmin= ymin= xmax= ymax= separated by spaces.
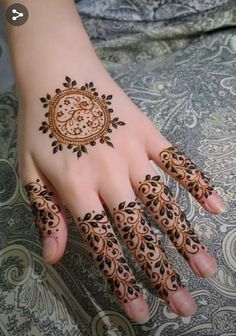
xmin=138 ymin=175 xmax=206 ymax=262
xmin=160 ymin=146 xmax=214 ymax=202
xmin=113 ymin=201 xmax=183 ymax=299
xmin=77 ymin=210 xmax=141 ymax=304
xmin=25 ymin=179 xmax=60 ymax=238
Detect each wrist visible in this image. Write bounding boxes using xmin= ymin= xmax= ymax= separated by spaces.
xmin=2 ymin=0 xmax=98 ymax=89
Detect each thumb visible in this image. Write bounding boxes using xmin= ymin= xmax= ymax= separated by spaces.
xmin=22 ymin=164 xmax=68 ymax=264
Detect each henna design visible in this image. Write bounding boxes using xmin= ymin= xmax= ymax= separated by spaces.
xmin=159 ymin=146 xmax=214 ymax=203
xmin=39 ymin=76 xmax=125 ymax=158
xmin=77 ymin=210 xmax=141 ymax=304
xmin=25 ymin=179 xmax=60 ymax=238
xmin=138 ymin=175 xmax=205 ymax=261
xmin=113 ymin=201 xmax=183 ymax=300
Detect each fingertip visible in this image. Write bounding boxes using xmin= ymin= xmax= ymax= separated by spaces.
xmin=189 ymin=250 xmax=218 ymax=278
xmin=42 ymin=237 xmax=59 ymax=263
xmin=202 ymin=190 xmax=226 ymax=214
xmin=122 ymin=296 xmax=150 ymax=324
xmin=167 ymin=287 xmax=198 ymax=317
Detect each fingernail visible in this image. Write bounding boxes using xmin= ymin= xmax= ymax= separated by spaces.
xmin=43 ymin=238 xmax=58 ymax=263
xmin=167 ymin=288 xmax=198 ymax=317
xmin=189 ymin=250 xmax=217 ymax=278
xmin=204 ymin=190 xmax=226 ymax=214
xmin=123 ymin=297 xmax=150 ymax=324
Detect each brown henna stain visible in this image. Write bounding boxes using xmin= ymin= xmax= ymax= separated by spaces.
xmin=77 ymin=210 xmax=141 ymax=304
xmin=113 ymin=201 xmax=183 ymax=299
xmin=25 ymin=179 xmax=60 ymax=238
xmin=159 ymin=146 xmax=214 ymax=204
xmin=138 ymin=175 xmax=205 ymax=262
xmin=39 ymin=76 xmax=125 ymax=158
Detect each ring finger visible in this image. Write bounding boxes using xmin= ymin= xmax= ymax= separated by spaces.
xmin=130 ymin=165 xmax=217 ymax=278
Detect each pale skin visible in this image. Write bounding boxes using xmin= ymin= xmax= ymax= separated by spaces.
xmin=1 ymin=0 xmax=226 ymax=324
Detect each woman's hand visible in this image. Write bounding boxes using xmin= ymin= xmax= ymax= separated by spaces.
xmin=3 ymin=0 xmax=225 ymax=324
xmin=19 ymin=71 xmax=225 ymax=323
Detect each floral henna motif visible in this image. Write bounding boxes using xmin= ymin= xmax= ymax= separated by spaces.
xmin=113 ymin=201 xmax=183 ymax=300
xmin=39 ymin=76 xmax=125 ymax=158
xmin=77 ymin=210 xmax=141 ymax=304
xmin=138 ymin=175 xmax=206 ymax=261
xmin=25 ymin=179 xmax=60 ymax=238
xmin=159 ymin=146 xmax=214 ymax=203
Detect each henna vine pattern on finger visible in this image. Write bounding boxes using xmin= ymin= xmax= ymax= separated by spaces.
xmin=25 ymin=179 xmax=60 ymax=238
xmin=39 ymin=76 xmax=125 ymax=158
xmin=113 ymin=201 xmax=183 ymax=299
xmin=138 ymin=175 xmax=205 ymax=262
xmin=77 ymin=210 xmax=141 ymax=304
xmin=159 ymin=146 xmax=214 ymax=203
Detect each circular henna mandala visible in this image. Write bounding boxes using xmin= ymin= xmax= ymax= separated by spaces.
xmin=49 ymin=88 xmax=111 ymax=145
xmin=39 ymin=76 xmax=126 ymax=157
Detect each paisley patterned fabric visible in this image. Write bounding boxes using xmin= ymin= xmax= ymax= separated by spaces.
xmin=0 ymin=1 xmax=236 ymax=335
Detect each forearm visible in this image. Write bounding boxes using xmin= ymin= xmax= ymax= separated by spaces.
xmin=1 ymin=0 xmax=100 ymax=94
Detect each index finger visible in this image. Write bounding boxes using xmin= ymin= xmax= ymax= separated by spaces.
xmin=61 ymin=188 xmax=150 ymax=324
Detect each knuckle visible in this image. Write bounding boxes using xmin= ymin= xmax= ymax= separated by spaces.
xmin=54 ymin=167 xmax=87 ymax=194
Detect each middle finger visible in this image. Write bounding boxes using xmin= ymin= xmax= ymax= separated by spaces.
xmin=99 ymin=178 xmax=197 ymax=317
